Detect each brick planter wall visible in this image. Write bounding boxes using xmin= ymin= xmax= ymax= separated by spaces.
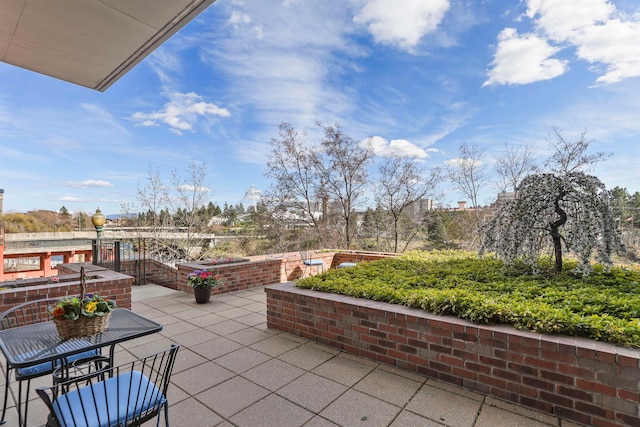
xmin=143 ymin=259 xmax=178 ymax=288
xmin=176 ymin=259 xmax=284 ymax=295
xmin=174 ymin=250 xmax=379 ymax=295
xmin=331 ymin=251 xmax=396 ymax=268
xmin=0 ymin=263 xmax=132 ymax=311
xmin=266 ymin=282 xmax=640 ymax=427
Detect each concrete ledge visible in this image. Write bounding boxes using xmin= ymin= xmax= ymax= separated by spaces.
xmin=265 ymin=282 xmax=640 ymax=427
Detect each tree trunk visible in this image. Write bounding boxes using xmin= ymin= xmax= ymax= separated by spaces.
xmin=550 ymin=193 xmax=568 ymax=274
xmin=551 ymin=229 xmax=563 ymax=274
xmin=393 ymin=216 xmax=399 ymax=253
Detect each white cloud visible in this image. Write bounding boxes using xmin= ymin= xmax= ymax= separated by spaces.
xmin=526 ymin=0 xmax=615 ymax=42
xmin=445 ymin=157 xmax=482 ymax=168
xmin=527 ymin=0 xmax=640 ymax=84
xmin=63 ymin=180 xmax=114 ymax=188
xmin=229 ymin=11 xmax=251 ymax=26
xmin=176 ymin=185 xmax=210 ymax=193
xmin=197 ymin=2 xmax=359 ymax=132
xmin=367 ymin=136 xmax=428 ymax=158
xmin=81 ymin=103 xmax=129 ymax=135
xmin=131 ymin=92 xmax=230 ymax=135
xmin=354 ymin=0 xmax=450 ymax=50
xmin=573 ymin=18 xmax=640 ymax=84
xmin=234 ymin=140 xmax=272 ymax=166
xmin=58 ymin=196 xmax=112 ymax=205
xmin=483 ymin=28 xmax=568 ymax=86
xmin=146 ymin=48 xmax=183 ymax=85
xmin=487 ymin=0 xmax=640 ymax=85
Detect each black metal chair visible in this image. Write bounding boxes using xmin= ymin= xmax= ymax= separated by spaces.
xmin=0 ymin=298 xmax=109 ymax=426
xmin=37 ymin=344 xmax=180 ymax=427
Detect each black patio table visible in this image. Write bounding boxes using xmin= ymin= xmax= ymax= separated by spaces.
xmin=0 ymin=308 xmax=163 ymax=426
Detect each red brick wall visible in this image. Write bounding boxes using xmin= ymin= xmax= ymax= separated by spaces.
xmin=176 ymin=259 xmax=284 ymax=295
xmin=119 ymin=259 xmax=178 ymax=288
xmin=266 ymin=282 xmax=640 ymax=427
xmin=331 ymin=251 xmax=396 ymax=268
xmin=0 ymin=263 xmax=133 ymax=312
xmin=173 ymin=250 xmax=379 ymax=294
xmin=144 ymin=259 xmax=178 ymax=287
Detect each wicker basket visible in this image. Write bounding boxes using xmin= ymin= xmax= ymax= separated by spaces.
xmin=54 ymin=312 xmax=111 ymax=339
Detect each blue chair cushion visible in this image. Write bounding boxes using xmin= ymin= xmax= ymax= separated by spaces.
xmin=52 ymin=371 xmax=165 ymax=427
xmin=16 ymin=340 xmax=99 ymax=378
xmin=338 ymin=262 xmax=357 ymax=268
xmin=303 ymin=259 xmax=324 ymax=266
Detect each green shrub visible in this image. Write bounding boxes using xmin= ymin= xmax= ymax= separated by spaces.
xmin=297 ymin=250 xmax=640 ymax=347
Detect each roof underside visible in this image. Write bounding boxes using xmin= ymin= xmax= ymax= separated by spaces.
xmin=0 ymin=0 xmax=216 ymax=92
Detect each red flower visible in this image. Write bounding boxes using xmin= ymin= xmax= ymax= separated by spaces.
xmin=51 ymin=306 xmax=65 ymax=319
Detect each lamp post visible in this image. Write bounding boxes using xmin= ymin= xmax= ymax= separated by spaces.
xmin=91 ymin=208 xmax=106 ymax=264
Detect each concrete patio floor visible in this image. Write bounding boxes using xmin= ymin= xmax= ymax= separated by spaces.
xmin=2 ymin=285 xmax=584 ymax=426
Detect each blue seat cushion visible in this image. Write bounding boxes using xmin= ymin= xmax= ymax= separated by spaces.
xmin=338 ymin=262 xmax=357 ymax=268
xmin=53 ymin=371 xmax=165 ymax=427
xmin=16 ymin=340 xmax=99 ymax=378
xmin=303 ymin=259 xmax=324 ymax=266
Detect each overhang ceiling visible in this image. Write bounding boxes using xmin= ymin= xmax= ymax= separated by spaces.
xmin=0 ymin=0 xmax=216 ymax=92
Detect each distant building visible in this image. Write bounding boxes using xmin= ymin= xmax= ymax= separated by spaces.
xmin=496 ymin=191 xmax=515 ymax=207
xmin=406 ymin=198 xmax=435 ymax=221
xmin=238 ymin=185 xmax=262 ymax=211
xmin=0 ymin=188 xmax=3 ymax=215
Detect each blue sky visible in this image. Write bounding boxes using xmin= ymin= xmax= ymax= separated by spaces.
xmin=1 ymin=0 xmax=639 ymax=216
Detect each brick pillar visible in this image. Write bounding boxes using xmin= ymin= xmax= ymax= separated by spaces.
xmin=64 ymin=252 xmax=75 ymax=263
xmin=0 ymin=226 xmax=4 ymax=279
xmin=42 ymin=252 xmax=53 ymax=276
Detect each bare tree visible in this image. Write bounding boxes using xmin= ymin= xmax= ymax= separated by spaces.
xmin=312 ymin=123 xmax=374 ymax=249
xmin=494 ymin=142 xmax=538 ymax=194
xmin=375 ymin=156 xmax=440 ymax=252
xmin=264 ymin=122 xmax=374 ymax=249
xmin=446 ymin=143 xmax=489 ymax=210
xmin=263 ymin=122 xmax=326 ymax=246
xmin=131 ymin=162 xmax=211 ymax=262
xmin=546 ymin=128 xmax=610 ymax=175
xmin=446 ymin=143 xmax=489 ymax=244
xmin=133 ymin=166 xmax=172 ymax=256
xmin=167 ymin=160 xmax=211 ymax=260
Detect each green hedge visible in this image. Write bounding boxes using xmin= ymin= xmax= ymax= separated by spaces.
xmin=296 ymin=250 xmax=640 ymax=347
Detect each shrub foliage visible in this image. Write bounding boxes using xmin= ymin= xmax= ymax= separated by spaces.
xmin=297 ymin=250 xmax=640 ymax=347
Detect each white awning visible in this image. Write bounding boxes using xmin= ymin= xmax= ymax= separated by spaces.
xmin=0 ymin=0 xmax=216 ymax=91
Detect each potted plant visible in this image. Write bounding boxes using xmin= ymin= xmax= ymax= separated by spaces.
xmin=187 ymin=269 xmax=220 ymax=304
xmin=49 ymin=267 xmax=116 ymax=339
xmin=50 ymin=294 xmax=116 ymax=338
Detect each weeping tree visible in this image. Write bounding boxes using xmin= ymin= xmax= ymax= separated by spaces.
xmin=481 ymin=172 xmax=624 ymax=273
xmin=481 ymin=130 xmax=623 ymax=274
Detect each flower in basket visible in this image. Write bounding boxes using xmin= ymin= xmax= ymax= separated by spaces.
xmin=50 ymin=294 xmax=116 ymax=321
xmin=187 ymin=270 xmax=221 ymax=289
